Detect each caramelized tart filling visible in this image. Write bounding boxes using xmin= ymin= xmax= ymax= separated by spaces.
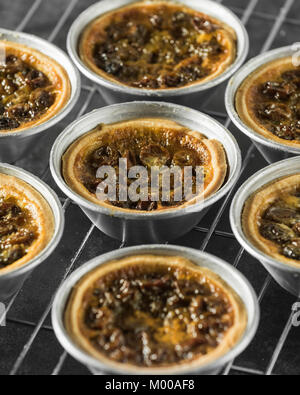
xmin=80 ymin=2 xmax=236 ymax=89
xmin=0 ymin=173 xmax=55 ymax=274
xmin=0 ymin=54 xmax=56 ymax=131
xmin=68 ymin=260 xmax=237 ymax=367
xmin=253 ymin=68 xmax=300 ymax=141
xmin=65 ymin=121 xmax=225 ymax=211
xmin=259 ymin=189 xmax=300 ymax=260
xmin=0 ymin=196 xmax=38 ymax=269
xmin=238 ymin=61 xmax=300 ymax=142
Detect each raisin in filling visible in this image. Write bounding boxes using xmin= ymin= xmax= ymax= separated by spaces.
xmin=90 ymin=5 xmax=231 ymax=89
xmin=0 ymin=54 xmax=55 ymax=131
xmin=259 ymin=191 xmax=300 ymax=260
xmin=77 ymin=127 xmax=210 ymax=211
xmin=82 ymin=263 xmax=234 ymax=367
xmin=0 ymin=196 xmax=38 ymax=268
xmin=254 ymin=68 xmax=300 ymax=141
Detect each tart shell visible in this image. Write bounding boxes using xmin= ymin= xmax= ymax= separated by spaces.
xmin=65 ymin=254 xmax=247 ymax=374
xmin=62 ymin=118 xmax=228 ymax=213
xmin=236 ymin=56 xmax=300 ymax=148
xmin=0 ymin=41 xmax=71 ymax=133
xmin=0 ymin=173 xmax=55 ymax=274
xmin=243 ymin=174 xmax=300 ymax=268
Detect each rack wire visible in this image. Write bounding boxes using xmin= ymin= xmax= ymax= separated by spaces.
xmin=0 ymin=0 xmax=299 ymax=376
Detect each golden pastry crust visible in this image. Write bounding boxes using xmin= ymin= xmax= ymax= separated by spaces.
xmin=0 ymin=173 xmax=55 ymax=274
xmin=62 ymin=118 xmax=227 ymax=213
xmin=79 ymin=1 xmax=237 ymax=90
xmin=236 ymin=57 xmax=300 ymax=148
xmin=0 ymin=41 xmax=71 ymax=133
xmin=65 ymin=255 xmax=247 ymax=374
xmin=243 ymin=174 xmax=300 ymax=268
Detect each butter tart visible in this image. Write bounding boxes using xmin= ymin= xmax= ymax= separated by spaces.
xmin=79 ymin=1 xmax=237 ymax=90
xmin=0 ymin=173 xmax=54 ymax=274
xmin=243 ymin=174 xmax=300 ymax=268
xmin=236 ymin=57 xmax=300 ymax=147
xmin=62 ymin=118 xmax=227 ymax=212
xmin=65 ymin=255 xmax=247 ymax=371
xmin=0 ymin=41 xmax=71 ymax=133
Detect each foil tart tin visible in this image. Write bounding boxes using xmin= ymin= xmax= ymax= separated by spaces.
xmin=231 ymin=157 xmax=300 ymax=297
xmin=0 ymin=163 xmax=64 ymax=301
xmin=50 ymin=101 xmax=241 ymax=244
xmin=52 ymin=244 xmax=259 ymax=375
xmin=67 ymin=0 xmax=249 ymax=107
xmin=0 ymin=28 xmax=81 ymax=163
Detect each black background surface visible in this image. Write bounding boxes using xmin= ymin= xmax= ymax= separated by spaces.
xmin=0 ymin=0 xmax=299 ymax=376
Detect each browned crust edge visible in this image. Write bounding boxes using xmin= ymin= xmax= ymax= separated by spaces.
xmin=65 ymin=255 xmax=247 ymax=373
xmin=242 ymin=174 xmax=300 ymax=268
xmin=79 ymin=1 xmax=237 ymax=90
xmin=0 ymin=41 xmax=71 ymax=134
xmin=0 ymin=173 xmax=55 ymax=274
xmin=62 ymin=118 xmax=228 ymax=213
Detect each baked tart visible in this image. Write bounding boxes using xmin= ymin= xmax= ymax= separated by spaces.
xmin=62 ymin=118 xmax=227 ymax=212
xmin=0 ymin=173 xmax=54 ymax=274
xmin=243 ymin=174 xmax=300 ymax=268
xmin=236 ymin=57 xmax=300 ymax=147
xmin=0 ymin=41 xmax=71 ymax=133
xmin=65 ymin=255 xmax=247 ymax=371
xmin=79 ymin=1 xmax=237 ymax=90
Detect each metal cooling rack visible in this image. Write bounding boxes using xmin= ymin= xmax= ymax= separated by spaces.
xmin=0 ymin=0 xmax=299 ymax=376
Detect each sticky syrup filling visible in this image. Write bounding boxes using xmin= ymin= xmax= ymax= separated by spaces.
xmin=78 ymin=262 xmax=235 ymax=367
xmin=259 ymin=188 xmax=300 ymax=260
xmin=0 ymin=54 xmax=56 ymax=131
xmin=0 ymin=196 xmax=38 ymax=268
xmin=75 ymin=125 xmax=212 ymax=211
xmin=253 ymin=68 xmax=300 ymax=141
xmin=81 ymin=3 xmax=236 ymax=89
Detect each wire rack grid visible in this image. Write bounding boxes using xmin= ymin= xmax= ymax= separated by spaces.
xmin=0 ymin=0 xmax=299 ymax=376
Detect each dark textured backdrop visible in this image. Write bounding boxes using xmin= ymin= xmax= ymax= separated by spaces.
xmin=0 ymin=0 xmax=299 ymax=375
